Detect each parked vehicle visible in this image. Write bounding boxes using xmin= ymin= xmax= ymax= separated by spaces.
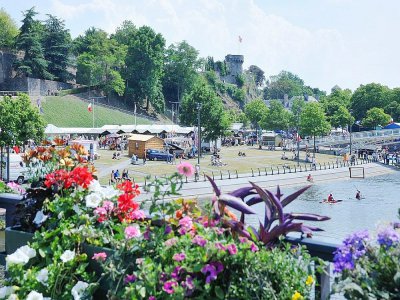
xmin=146 ymin=149 xmax=173 ymax=161
xmin=1 ymin=154 xmax=29 ymax=184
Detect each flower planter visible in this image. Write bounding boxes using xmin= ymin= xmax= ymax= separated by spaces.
xmin=0 ymin=193 xmax=24 ymax=227
xmin=5 ymin=227 xmax=34 ymax=254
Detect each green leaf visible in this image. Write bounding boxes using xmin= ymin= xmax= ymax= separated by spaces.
xmin=138 ymin=286 xmax=146 ymax=298
xmin=215 ymin=286 xmax=224 ymax=299
xmin=394 ymin=271 xmax=400 ymax=285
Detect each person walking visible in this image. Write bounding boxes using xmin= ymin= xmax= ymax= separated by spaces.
xmin=143 ymin=149 xmax=147 ymax=165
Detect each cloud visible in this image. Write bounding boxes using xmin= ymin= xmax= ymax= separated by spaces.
xmin=47 ymin=0 xmax=368 ymax=91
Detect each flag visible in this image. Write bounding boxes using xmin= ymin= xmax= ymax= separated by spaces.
xmin=238 ymin=35 xmax=243 ymax=43
xmin=134 ymin=103 xmax=137 ymax=114
xmin=88 ymin=103 xmax=92 ymax=112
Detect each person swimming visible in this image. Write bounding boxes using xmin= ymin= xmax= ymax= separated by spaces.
xmin=356 ymin=190 xmax=361 ymax=200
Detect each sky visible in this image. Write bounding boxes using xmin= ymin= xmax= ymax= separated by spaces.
xmin=1 ymin=0 xmax=400 ymax=93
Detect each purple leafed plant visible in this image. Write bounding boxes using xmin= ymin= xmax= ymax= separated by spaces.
xmin=206 ymin=176 xmax=330 ymax=247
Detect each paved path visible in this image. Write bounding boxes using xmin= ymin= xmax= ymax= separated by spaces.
xmin=136 ymin=162 xmax=395 ymax=202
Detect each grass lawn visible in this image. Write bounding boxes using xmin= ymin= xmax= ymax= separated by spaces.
xmin=94 ymin=145 xmax=339 ymax=184
xmin=41 ymin=96 xmax=153 ymax=127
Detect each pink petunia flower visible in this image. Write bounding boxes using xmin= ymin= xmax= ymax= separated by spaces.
xmin=239 ymin=237 xmax=249 ymax=243
xmin=177 ymin=162 xmax=195 ymax=177
xmin=102 ymin=200 xmax=114 ymax=212
xmin=92 ymin=252 xmax=107 ymax=261
xmin=214 ymin=242 xmax=227 ymax=251
xmin=172 ymin=252 xmax=186 ymax=262
xmin=165 ymin=237 xmax=178 ymax=247
xmin=178 ymin=216 xmax=193 ymax=235
xmin=192 ymin=235 xmax=207 ymax=247
xmin=163 ymin=280 xmax=178 ymax=294
xmin=125 ymin=224 xmax=141 ymax=239
xmin=130 ymin=210 xmax=146 ymax=220
xmin=250 ymin=243 xmax=259 ymax=252
xmin=227 ymin=243 xmax=238 ymax=255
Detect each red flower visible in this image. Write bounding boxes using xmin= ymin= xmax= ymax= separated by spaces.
xmin=118 ymin=193 xmax=139 ymax=213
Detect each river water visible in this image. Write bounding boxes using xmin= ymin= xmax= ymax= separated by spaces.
xmin=246 ymin=173 xmax=400 ymax=244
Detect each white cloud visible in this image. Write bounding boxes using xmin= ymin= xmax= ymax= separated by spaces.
xmin=33 ymin=0 xmax=398 ymax=91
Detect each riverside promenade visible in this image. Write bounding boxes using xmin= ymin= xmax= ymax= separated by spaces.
xmin=137 ymin=162 xmax=395 ymax=201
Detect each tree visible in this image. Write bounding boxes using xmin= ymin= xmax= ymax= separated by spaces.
xmin=14 ymin=7 xmax=52 ymax=79
xmin=264 ymin=71 xmax=304 ymax=100
xmin=180 ymin=80 xmax=230 ymax=141
xmin=331 ymin=105 xmax=354 ymax=131
xmin=0 ymin=94 xmax=45 ymax=146
xmin=260 ymin=100 xmax=290 ymax=131
xmin=0 ymin=8 xmax=19 ymax=49
xmin=300 ymin=102 xmax=331 ymax=155
xmin=43 ymin=15 xmax=72 ymax=82
xmin=248 ymin=65 xmax=265 ymax=87
xmin=362 ymin=107 xmax=391 ymax=129
xmin=351 ymin=83 xmax=391 ymax=121
xmin=321 ymin=88 xmax=352 ymax=125
xmin=111 ymin=20 xmax=137 ymax=46
xmin=163 ymin=41 xmax=200 ymax=104
xmin=289 ymin=98 xmax=306 ymax=128
xmin=244 ymin=99 xmax=269 ymax=129
xmin=125 ymin=26 xmax=165 ymax=112
xmin=384 ymin=101 xmax=400 ymax=122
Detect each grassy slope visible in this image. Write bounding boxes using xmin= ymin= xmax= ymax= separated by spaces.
xmin=41 ymin=96 xmax=153 ymax=127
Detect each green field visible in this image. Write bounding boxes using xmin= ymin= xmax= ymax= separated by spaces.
xmin=41 ymin=96 xmax=153 ymax=127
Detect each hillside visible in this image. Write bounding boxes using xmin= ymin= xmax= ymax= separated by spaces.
xmin=41 ymin=95 xmax=154 ymax=127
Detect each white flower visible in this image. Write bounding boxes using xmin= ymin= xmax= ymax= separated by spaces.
xmin=71 ymin=281 xmax=89 ymax=300
xmin=7 ymin=294 xmax=18 ymax=300
xmin=85 ymin=193 xmax=102 ymax=208
xmin=72 ymin=204 xmax=81 ymax=215
xmin=26 ymin=291 xmax=43 ymax=300
xmin=98 ymin=186 xmax=120 ymax=199
xmin=60 ymin=250 xmax=75 ymax=263
xmin=6 ymin=245 xmax=36 ymax=268
xmin=36 ymin=268 xmax=49 ymax=284
xmin=88 ymin=180 xmax=102 ymax=193
xmin=33 ymin=210 xmax=48 ymax=225
xmin=0 ymin=286 xmax=13 ymax=299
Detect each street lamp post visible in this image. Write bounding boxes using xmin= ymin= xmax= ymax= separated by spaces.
xmin=196 ymin=102 xmax=202 ymax=166
xmin=349 ymin=123 xmax=352 ymax=155
xmin=296 ymin=109 xmax=301 ymax=166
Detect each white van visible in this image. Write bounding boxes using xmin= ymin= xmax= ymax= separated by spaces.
xmin=1 ymin=154 xmax=28 ymax=184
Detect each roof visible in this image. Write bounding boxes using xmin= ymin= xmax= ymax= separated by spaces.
xmin=383 ymin=123 xmax=400 ymax=129
xmin=231 ymin=123 xmax=244 ymax=131
xmin=128 ymin=134 xmax=163 ymax=142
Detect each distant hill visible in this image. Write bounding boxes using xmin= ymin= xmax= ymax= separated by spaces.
xmin=41 ymin=95 xmax=155 ymax=127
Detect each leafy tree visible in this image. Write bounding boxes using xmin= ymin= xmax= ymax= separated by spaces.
xmin=384 ymin=101 xmax=400 ymax=122
xmin=351 ymin=83 xmax=391 ymax=120
xmin=0 ymin=94 xmax=44 ymax=147
xmin=15 ymin=7 xmax=52 ymax=79
xmin=43 ymin=15 xmax=72 ymax=82
xmin=321 ymin=88 xmax=352 ymax=125
xmin=264 ymin=71 xmax=304 ymax=100
xmin=362 ymin=107 xmax=391 ymax=129
xmin=0 ymin=8 xmax=19 ymax=49
xmin=75 ymin=28 xmax=126 ymax=96
xmin=260 ymin=100 xmax=290 ymax=131
xmin=331 ymin=105 xmax=354 ymax=131
xmin=300 ymin=102 xmax=331 ymax=154
xmin=289 ymin=98 xmax=306 ymax=128
xmin=180 ymin=80 xmax=230 ymax=140
xmin=244 ymin=99 xmax=269 ymax=129
xmin=248 ymin=65 xmax=265 ymax=87
xmin=227 ymin=109 xmax=248 ymax=127
xmin=125 ymin=26 xmax=165 ymax=112
xmin=111 ymin=20 xmax=137 ymax=46
xmin=163 ymin=41 xmax=200 ymax=104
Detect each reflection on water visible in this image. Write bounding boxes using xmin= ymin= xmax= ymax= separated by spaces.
xmin=248 ymin=173 xmax=400 ymax=243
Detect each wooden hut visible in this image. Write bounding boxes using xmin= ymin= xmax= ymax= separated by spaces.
xmin=128 ymin=134 xmax=164 ymax=158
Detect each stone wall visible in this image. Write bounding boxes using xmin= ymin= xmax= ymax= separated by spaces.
xmin=0 ymin=51 xmax=15 ymax=85
xmin=1 ymin=77 xmax=74 ymax=96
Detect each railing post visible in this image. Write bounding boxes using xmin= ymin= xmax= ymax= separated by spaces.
xmin=212 ymin=171 xmax=214 ymax=181
xmin=185 ymin=176 xmax=188 ymax=183
xmin=324 ymin=163 xmax=326 ymax=169
xmin=203 ymin=173 xmax=206 ymax=181
xmin=319 ymin=163 xmax=322 ymax=170
xmin=299 ymin=165 xmax=302 ymax=172
xmin=220 ymin=171 xmax=223 ymax=180
xmin=265 ymin=168 xmax=268 ymax=175
xmin=316 ymin=262 xmax=331 ymax=300
xmin=271 ymin=167 xmax=274 ymax=175
xmin=283 ymin=167 xmax=286 ymax=174
xmin=294 ymin=166 xmax=297 ymax=173
xmin=228 ymin=170 xmax=231 ymax=179
xmin=251 ymin=168 xmax=254 ymax=177
xmin=236 ymin=170 xmax=238 ymax=178
xmin=258 ymin=168 xmax=261 ymax=176
xmin=277 ymin=167 xmax=280 ymax=174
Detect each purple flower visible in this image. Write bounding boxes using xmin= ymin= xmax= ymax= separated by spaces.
xmin=179 ymin=216 xmax=193 ymax=235
xmin=333 ymin=230 xmax=370 ymax=273
xmin=163 ymin=280 xmax=178 ymax=294
xmin=201 ymin=264 xmax=218 ymax=284
xmin=377 ymin=227 xmax=400 ymax=248
xmin=214 ymin=242 xmax=226 ymax=251
xmin=227 ymin=243 xmax=238 ymax=255
xmin=159 ymin=272 xmax=168 ymax=283
xmin=201 ymin=262 xmax=224 ymax=283
xmin=164 ymin=237 xmax=178 ymax=247
xmin=182 ymin=275 xmax=195 ymax=296
xmin=192 ymin=235 xmax=207 ymax=247
xmin=148 ymin=297 xmax=156 ymax=300
xmin=173 ymin=252 xmax=186 ymax=262
xmin=171 ymin=266 xmax=183 ymax=280
xmin=143 ymin=227 xmax=151 ymax=240
xmin=124 ymin=274 xmax=137 ymax=284
xmin=239 ymin=237 xmax=249 ymax=243
xmin=164 ymin=225 xmax=172 ymax=235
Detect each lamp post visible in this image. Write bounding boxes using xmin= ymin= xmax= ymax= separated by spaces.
xmin=296 ymin=108 xmax=301 ymax=166
xmin=196 ymin=102 xmax=202 ymax=166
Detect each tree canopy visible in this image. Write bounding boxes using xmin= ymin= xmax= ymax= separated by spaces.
xmin=248 ymin=65 xmax=265 ymax=87
xmin=0 ymin=8 xmax=19 ymax=49
xmin=244 ymin=99 xmax=269 ymax=128
xmin=260 ymin=100 xmax=290 ymax=131
xmin=362 ymin=107 xmax=391 ymax=129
